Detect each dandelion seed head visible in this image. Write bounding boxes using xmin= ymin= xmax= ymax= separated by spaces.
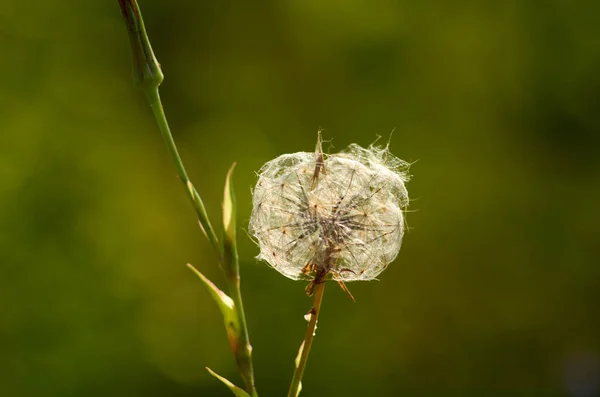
xmin=249 ymin=141 xmax=410 ymax=283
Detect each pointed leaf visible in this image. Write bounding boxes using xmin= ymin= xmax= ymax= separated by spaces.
xmin=187 ymin=264 xmax=241 ymax=344
xmin=206 ymin=367 xmax=251 ymax=397
xmin=222 ymin=163 xmax=240 ymax=280
xmin=223 ymin=162 xmax=237 ymax=242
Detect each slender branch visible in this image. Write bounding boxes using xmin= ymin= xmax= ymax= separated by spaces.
xmin=117 ymin=2 xmax=257 ymax=395
xmin=145 ymin=88 xmax=221 ymax=255
xmin=288 ymin=282 xmax=326 ymax=397
xmin=229 ymin=270 xmax=257 ymax=396
xmin=145 ymin=56 xmax=258 ymax=397
xmin=222 ymin=193 xmax=257 ymax=396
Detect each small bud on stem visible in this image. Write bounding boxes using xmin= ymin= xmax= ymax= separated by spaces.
xmin=117 ymin=0 xmax=163 ymax=90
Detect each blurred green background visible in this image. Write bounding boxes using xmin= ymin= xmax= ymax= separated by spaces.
xmin=1 ymin=1 xmax=599 ymax=396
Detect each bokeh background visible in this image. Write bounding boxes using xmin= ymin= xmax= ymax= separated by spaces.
xmin=1 ymin=1 xmax=599 ymax=396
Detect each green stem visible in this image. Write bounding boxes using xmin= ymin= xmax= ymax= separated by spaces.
xmin=223 ymin=212 xmax=257 ymax=396
xmin=145 ymin=88 xmax=221 ymax=255
xmin=147 ymin=88 xmax=257 ymax=397
xmin=118 ymin=2 xmax=258 ymax=394
xmin=230 ymin=274 xmax=257 ymax=396
xmin=288 ymin=282 xmax=326 ymax=397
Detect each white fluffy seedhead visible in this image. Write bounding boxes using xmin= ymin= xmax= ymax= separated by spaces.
xmin=249 ymin=139 xmax=410 ymax=283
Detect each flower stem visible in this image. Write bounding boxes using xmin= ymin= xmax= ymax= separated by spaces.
xmin=145 ymin=88 xmax=221 ymax=255
xmin=117 ymin=2 xmax=258 ymax=395
xmin=288 ymin=282 xmax=326 ymax=397
xmin=145 ymin=61 xmax=258 ymax=397
xmin=229 ymin=269 xmax=257 ymax=396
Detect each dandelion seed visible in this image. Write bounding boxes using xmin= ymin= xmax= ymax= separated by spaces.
xmin=249 ymin=134 xmax=410 ymax=295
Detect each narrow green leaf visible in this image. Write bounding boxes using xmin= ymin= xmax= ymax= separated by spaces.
xmin=222 ymin=163 xmax=239 ymax=280
xmin=223 ymin=162 xmax=237 ymax=245
xmin=186 ymin=264 xmax=241 ymax=343
xmin=206 ymin=367 xmax=251 ymax=397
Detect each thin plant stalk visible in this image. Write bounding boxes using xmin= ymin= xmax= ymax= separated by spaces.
xmin=288 ymin=282 xmax=326 ymax=397
xmin=117 ymin=1 xmax=257 ymax=395
xmin=221 ymin=162 xmax=257 ymax=395
xmin=145 ymin=88 xmax=221 ymax=255
xmin=146 ymin=88 xmax=256 ymax=395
